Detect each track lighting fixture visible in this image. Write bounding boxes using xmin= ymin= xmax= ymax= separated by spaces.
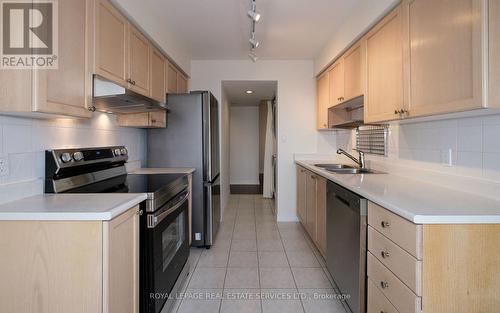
xmin=249 ymin=32 xmax=259 ymax=48
xmin=247 ymin=1 xmax=261 ymax=22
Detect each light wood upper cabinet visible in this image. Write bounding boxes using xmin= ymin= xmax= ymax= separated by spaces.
xmin=296 ymin=166 xmax=307 ymax=224
xmin=489 ymin=0 xmax=500 ymax=106
xmin=117 ymin=111 xmax=167 ymax=128
xmin=317 ymin=72 xmax=330 ymax=129
xmin=329 ymin=61 xmax=345 ymax=107
xmin=364 ymin=5 xmax=405 ymax=123
xmin=128 ymin=25 xmax=151 ymax=96
xmin=167 ymin=63 xmax=178 ymax=94
xmin=95 ymin=0 xmax=128 ymax=86
xmin=404 ymin=0 xmax=484 ymax=118
xmin=177 ymin=72 xmax=188 ymax=93
xmin=0 ymin=0 xmax=92 ymax=118
xmin=150 ymin=48 xmax=166 ymax=102
xmin=343 ymin=42 xmax=365 ymax=101
xmin=103 ymin=207 xmax=140 ymax=313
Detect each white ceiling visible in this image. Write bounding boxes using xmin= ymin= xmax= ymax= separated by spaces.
xmin=133 ymin=0 xmax=360 ymax=60
xmin=223 ymin=81 xmax=277 ymax=106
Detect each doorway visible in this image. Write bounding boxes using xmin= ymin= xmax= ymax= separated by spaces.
xmin=221 ymin=80 xmax=277 ymax=215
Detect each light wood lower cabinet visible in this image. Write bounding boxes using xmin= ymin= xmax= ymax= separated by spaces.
xmin=296 ymin=166 xmax=307 ymax=224
xmin=0 ymin=206 xmax=140 ymax=313
xmin=367 ymin=201 xmax=500 ymax=313
xmin=296 ymin=165 xmax=327 ymax=257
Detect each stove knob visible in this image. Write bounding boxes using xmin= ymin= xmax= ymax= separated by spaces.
xmin=73 ymin=151 xmax=84 ymax=162
xmin=60 ymin=152 xmax=72 ymax=163
xmin=120 ymin=148 xmax=128 ymax=155
xmin=114 ymin=148 xmax=121 ymax=156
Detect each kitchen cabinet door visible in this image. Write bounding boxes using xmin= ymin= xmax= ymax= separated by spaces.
xmin=329 ymin=61 xmax=345 ymax=107
xmin=317 ymin=72 xmax=330 ymax=129
xmin=315 ymin=176 xmax=327 ymax=257
xmin=103 ymin=206 xmax=140 ymax=313
xmin=364 ymin=5 xmax=405 ymax=123
xmin=405 ymin=0 xmax=484 ymax=117
xmin=128 ymin=25 xmax=151 ymax=96
xmin=296 ymin=167 xmax=307 ymax=225
xmin=305 ymin=172 xmax=317 ymax=242
xmin=117 ymin=111 xmax=167 ymax=128
xmin=489 ymin=0 xmax=500 ymax=107
xmin=150 ymin=47 xmax=167 ymax=102
xmin=343 ymin=42 xmax=364 ymax=102
xmin=177 ymin=73 xmax=188 ymax=93
xmin=0 ymin=0 xmax=92 ymax=118
xmin=95 ymin=0 xmax=128 ymax=86
xmin=167 ymin=63 xmax=178 ymax=94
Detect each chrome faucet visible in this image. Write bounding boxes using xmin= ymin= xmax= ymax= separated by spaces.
xmin=337 ymin=148 xmax=366 ymax=169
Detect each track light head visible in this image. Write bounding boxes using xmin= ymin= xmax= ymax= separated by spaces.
xmin=248 ymin=51 xmax=258 ymax=62
xmin=247 ymin=10 xmax=261 ymax=22
xmin=249 ymin=32 xmax=259 ymax=48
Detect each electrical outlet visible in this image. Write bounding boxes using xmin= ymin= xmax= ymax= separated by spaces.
xmin=0 ymin=156 xmax=9 ymax=177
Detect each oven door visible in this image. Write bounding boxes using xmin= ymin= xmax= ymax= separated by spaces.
xmin=141 ymin=190 xmax=190 ymax=313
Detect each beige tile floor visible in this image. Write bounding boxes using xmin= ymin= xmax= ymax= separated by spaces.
xmin=173 ymin=194 xmax=348 ymax=313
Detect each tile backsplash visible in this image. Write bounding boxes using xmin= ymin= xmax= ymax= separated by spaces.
xmin=0 ymin=113 xmax=146 ymax=204
xmin=334 ymin=113 xmax=500 ymax=182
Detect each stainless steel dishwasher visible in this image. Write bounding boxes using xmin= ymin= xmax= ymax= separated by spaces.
xmin=326 ymin=181 xmax=367 ymax=313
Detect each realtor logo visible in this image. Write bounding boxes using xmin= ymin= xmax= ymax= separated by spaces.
xmin=0 ymin=0 xmax=58 ymax=69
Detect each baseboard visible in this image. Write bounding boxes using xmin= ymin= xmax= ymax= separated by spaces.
xmin=230 ymin=184 xmax=262 ymax=194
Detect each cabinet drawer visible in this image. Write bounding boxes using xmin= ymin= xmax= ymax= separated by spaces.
xmin=368 ymin=201 xmax=422 ymax=259
xmin=367 ymin=278 xmax=399 ymax=313
xmin=368 ymin=226 xmax=422 ymax=296
xmin=367 ymin=252 xmax=421 ymax=313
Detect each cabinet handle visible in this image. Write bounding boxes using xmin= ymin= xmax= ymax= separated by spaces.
xmin=394 ymin=110 xmax=400 ymax=115
xmin=380 ymin=311 xmax=388 ymax=313
xmin=381 ymin=250 xmax=390 ymax=258
xmin=381 ymin=221 xmax=390 ymax=228
xmin=127 ymin=78 xmax=133 ymax=84
xmin=137 ymin=209 xmax=143 ymax=216
xmin=151 ymin=119 xmax=156 ymax=123
xmin=132 ymin=80 xmax=136 ymax=85
xmin=380 ymin=281 xmax=389 ymax=289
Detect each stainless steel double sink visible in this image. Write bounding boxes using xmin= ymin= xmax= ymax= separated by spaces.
xmin=314 ymin=164 xmax=383 ymax=174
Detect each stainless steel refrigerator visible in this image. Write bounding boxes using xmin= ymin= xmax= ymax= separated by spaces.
xmin=147 ymin=91 xmax=220 ymax=247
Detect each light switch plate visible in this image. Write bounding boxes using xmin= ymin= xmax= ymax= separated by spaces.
xmin=0 ymin=155 xmax=8 ymax=177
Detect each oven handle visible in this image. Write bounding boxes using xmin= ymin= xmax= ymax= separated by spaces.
xmin=147 ymin=190 xmax=189 ymax=229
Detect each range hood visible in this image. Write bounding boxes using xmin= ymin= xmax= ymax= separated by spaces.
xmin=92 ymin=75 xmax=167 ymax=114
xmin=328 ymin=95 xmax=364 ymax=129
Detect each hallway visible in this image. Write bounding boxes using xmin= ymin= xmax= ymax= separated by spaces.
xmin=175 ymin=195 xmax=347 ymax=313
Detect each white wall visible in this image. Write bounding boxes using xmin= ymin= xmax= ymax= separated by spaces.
xmin=219 ymin=88 xmax=231 ymax=215
xmin=314 ymin=0 xmax=399 ymax=75
xmin=113 ymin=0 xmax=191 ymax=74
xmin=190 ymin=60 xmax=318 ymax=221
xmin=0 ymin=113 xmax=146 ymax=204
xmin=230 ymin=106 xmax=260 ymax=185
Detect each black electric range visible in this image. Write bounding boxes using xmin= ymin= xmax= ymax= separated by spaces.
xmin=45 ymin=146 xmax=191 ymax=313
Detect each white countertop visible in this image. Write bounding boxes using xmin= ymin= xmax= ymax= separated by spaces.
xmin=129 ymin=167 xmax=195 ymax=174
xmin=296 ymin=159 xmax=500 ymax=224
xmin=0 ymin=193 xmax=147 ymax=221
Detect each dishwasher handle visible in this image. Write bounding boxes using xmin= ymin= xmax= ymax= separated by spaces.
xmin=333 ymin=193 xmax=351 ymax=208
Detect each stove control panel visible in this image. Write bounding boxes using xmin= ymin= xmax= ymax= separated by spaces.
xmin=47 ymin=146 xmax=129 ymax=169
